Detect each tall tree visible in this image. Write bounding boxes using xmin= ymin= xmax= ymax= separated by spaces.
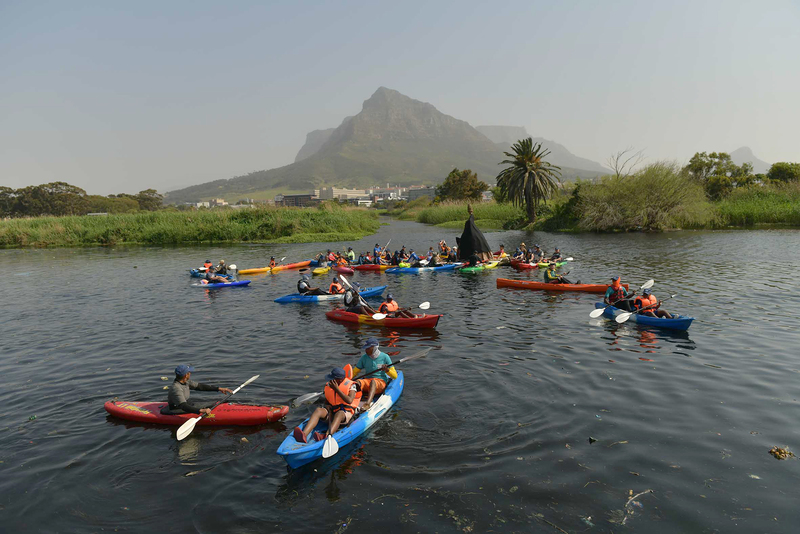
xmin=767 ymin=162 xmax=800 ymax=183
xmin=683 ymin=152 xmax=754 ymax=199
xmin=496 ymin=138 xmax=561 ymax=223
xmin=436 ymin=168 xmax=488 ymax=201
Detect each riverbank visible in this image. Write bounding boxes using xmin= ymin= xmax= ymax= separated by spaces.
xmin=386 ymin=175 xmax=800 ymax=232
xmin=0 ymin=204 xmax=379 ymax=247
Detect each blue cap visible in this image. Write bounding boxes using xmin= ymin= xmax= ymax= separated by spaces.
xmin=611 ymin=276 xmax=620 ymax=281
xmin=326 ymin=367 xmax=346 ymax=380
xmin=386 ymin=293 xmax=393 ymax=300
xmin=333 ymin=277 xmax=338 ymax=282
xmin=362 ymin=337 xmax=379 ymax=349
xmin=175 ymin=364 xmax=194 ymax=376
xmin=643 ymin=288 xmax=652 ymax=295
xmin=354 ymin=282 xmax=361 ymax=287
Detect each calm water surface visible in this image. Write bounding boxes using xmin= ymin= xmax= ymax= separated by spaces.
xmin=1 ymin=219 xmax=799 ymax=533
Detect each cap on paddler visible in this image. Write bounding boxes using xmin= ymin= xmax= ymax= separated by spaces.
xmin=643 ymin=288 xmax=652 ymax=295
xmin=326 ymin=367 xmax=346 ymax=380
xmin=175 ymin=364 xmax=194 ymax=377
xmin=611 ymin=276 xmax=620 ymax=281
xmin=362 ymin=337 xmax=379 ymax=349
xmin=386 ymin=293 xmax=393 ymax=300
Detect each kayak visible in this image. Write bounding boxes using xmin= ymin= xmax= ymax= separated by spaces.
xmin=385 ymin=263 xmax=461 ymax=274
xmin=194 ymin=280 xmax=251 ymax=288
xmin=458 ymin=261 xmax=499 ymax=273
xmin=312 ymin=266 xmax=331 ymax=275
xmin=333 ymin=266 xmax=355 ymax=275
xmin=496 ymin=279 xmax=629 ymax=293
xmin=276 ymin=371 xmax=404 ymax=468
xmin=190 ymin=269 xmax=233 ymax=279
xmin=593 ymin=302 xmax=695 ymax=331
xmin=104 ymin=401 xmax=289 ymax=426
xmin=274 ymin=285 xmax=387 ymax=303
xmin=238 ymin=260 xmax=311 ymax=275
xmin=325 ymin=309 xmax=442 ymax=329
xmin=538 ymin=261 xmax=567 ymax=268
xmin=353 ymin=264 xmax=392 ymax=271
xmin=510 ymin=259 xmax=538 ymax=270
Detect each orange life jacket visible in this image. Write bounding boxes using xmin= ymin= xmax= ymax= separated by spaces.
xmin=269 ymin=260 xmax=276 ymax=267
xmin=336 ymin=257 xmax=347 ymax=265
xmin=635 ymin=294 xmax=657 ymax=309
xmin=379 ymin=300 xmax=399 ymax=313
xmin=609 ymin=283 xmax=626 ymax=303
xmin=203 ymin=262 xmax=213 ymax=270
xmin=329 ymin=282 xmax=343 ymax=294
xmin=324 ymin=378 xmax=361 ymax=413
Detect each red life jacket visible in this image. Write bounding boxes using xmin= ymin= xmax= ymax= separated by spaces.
xmin=609 ymin=285 xmax=626 ymax=302
xmin=324 ymin=378 xmax=361 ymax=413
xmin=380 ymin=300 xmax=399 ymax=313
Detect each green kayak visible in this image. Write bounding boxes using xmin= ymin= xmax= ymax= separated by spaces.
xmin=458 ymin=261 xmax=499 ymax=273
xmin=538 ymin=261 xmax=567 ymax=268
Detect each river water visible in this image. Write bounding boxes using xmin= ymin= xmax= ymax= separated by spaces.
xmin=1 ymin=218 xmax=799 ymax=533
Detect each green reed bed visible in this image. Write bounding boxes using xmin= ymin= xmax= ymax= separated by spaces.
xmin=415 ymin=201 xmax=524 ymax=226
xmin=0 ymin=205 xmax=380 ymax=247
xmin=715 ymin=183 xmax=800 ymax=226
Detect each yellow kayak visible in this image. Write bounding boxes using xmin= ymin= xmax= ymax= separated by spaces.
xmin=484 ymin=261 xmax=500 ymax=269
xmin=313 ymin=266 xmax=330 ymax=275
xmin=238 ymin=260 xmax=311 ymax=275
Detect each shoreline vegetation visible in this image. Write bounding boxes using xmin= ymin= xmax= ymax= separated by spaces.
xmin=384 ymin=162 xmax=800 ymax=232
xmin=0 ymin=204 xmax=379 ymax=248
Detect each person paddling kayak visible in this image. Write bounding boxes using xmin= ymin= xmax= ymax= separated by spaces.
xmin=167 ymin=365 xmax=232 ymax=415
xmin=346 ymin=247 xmax=356 ymax=263
xmin=378 ymin=294 xmax=415 ymax=318
xmin=203 ymin=260 xmax=213 ymax=271
xmin=544 ymin=262 xmax=575 ymax=284
xmin=344 ymin=286 xmax=380 ymax=316
xmin=633 ymin=288 xmax=673 ymax=318
xmin=329 ymin=277 xmax=344 ymax=294
xmin=549 ymin=248 xmax=563 ymax=262
xmin=353 ymin=338 xmax=397 ymax=409
xmin=269 ymin=256 xmax=277 ymax=268
xmin=604 ymin=276 xmax=632 ymax=311
xmin=293 ymin=367 xmax=361 ymax=443
xmin=298 ymin=273 xmax=327 ymax=296
xmin=204 ymin=269 xmax=230 ymax=284
xmin=532 ymin=244 xmax=544 ymax=263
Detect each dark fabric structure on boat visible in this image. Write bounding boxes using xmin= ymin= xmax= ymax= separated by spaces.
xmin=456 ymin=208 xmax=493 ymax=262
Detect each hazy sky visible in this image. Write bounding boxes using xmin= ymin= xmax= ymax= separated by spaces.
xmin=2 ymin=0 xmax=798 ymax=195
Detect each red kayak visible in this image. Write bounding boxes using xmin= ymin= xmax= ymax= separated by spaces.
xmin=353 ymin=264 xmax=391 ymax=271
xmin=104 ymin=401 xmax=289 ymax=426
xmin=325 ymin=309 xmax=441 ymax=329
xmin=497 ymin=278 xmax=629 ymax=293
xmin=510 ymin=258 xmax=538 ymax=270
xmin=333 ymin=265 xmax=355 ymax=275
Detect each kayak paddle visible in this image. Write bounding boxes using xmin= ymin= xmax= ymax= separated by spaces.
xmin=322 ymin=392 xmax=396 ymax=459
xmin=614 ymin=294 xmax=678 ymax=324
xmin=372 ymin=302 xmax=430 ymax=321
xmin=293 ymin=348 xmax=432 ymax=406
xmin=589 ymin=279 xmax=655 ymax=318
xmin=176 ymin=374 xmax=259 ymax=441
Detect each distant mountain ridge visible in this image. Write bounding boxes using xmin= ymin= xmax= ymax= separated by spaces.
xmin=729 ymin=147 xmax=771 ymax=174
xmin=165 ymin=88 xmax=606 ymax=203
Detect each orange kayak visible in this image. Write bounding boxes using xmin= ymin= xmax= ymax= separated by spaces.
xmin=325 ymin=309 xmax=441 ymax=329
xmin=238 ymin=260 xmax=311 ymax=275
xmin=496 ymin=278 xmax=629 ymax=294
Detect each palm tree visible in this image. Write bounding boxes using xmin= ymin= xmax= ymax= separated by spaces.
xmin=496 ymin=138 xmax=561 ymax=224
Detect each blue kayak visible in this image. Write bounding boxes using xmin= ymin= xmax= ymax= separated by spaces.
xmin=274 ymin=285 xmax=387 ymax=303
xmin=189 ymin=269 xmax=233 ymax=280
xmin=385 ymin=263 xmax=462 ymax=274
xmin=593 ymin=302 xmax=694 ymax=331
xmin=277 ymin=371 xmax=404 ymax=468
xmin=193 ymin=280 xmax=251 ymax=289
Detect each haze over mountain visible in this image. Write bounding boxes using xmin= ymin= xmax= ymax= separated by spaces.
xmin=729 ymin=147 xmax=771 ymax=174
xmin=165 ymin=88 xmax=607 ymax=203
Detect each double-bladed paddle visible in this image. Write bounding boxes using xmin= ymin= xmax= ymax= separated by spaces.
xmin=589 ymin=279 xmax=655 ymax=318
xmin=175 ymin=375 xmax=259 ymax=441
xmin=614 ymin=294 xmax=678 ymax=324
xmin=371 ymin=302 xmax=430 ymax=321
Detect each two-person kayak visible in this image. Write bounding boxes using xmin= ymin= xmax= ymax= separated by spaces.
xmin=497 ymin=279 xmax=628 ymax=293
xmin=325 ymin=309 xmax=441 ymax=329
xmin=189 ymin=269 xmax=233 ymax=279
xmin=104 ymin=401 xmax=289 ymax=426
xmin=592 ymin=303 xmax=695 ymax=331
xmin=274 ymin=285 xmax=387 ymax=303
xmin=238 ymin=260 xmax=311 ymax=275
xmin=193 ymin=280 xmax=251 ymax=288
xmin=276 ymin=372 xmax=404 ymax=468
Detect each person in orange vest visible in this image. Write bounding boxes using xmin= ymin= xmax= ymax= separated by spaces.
xmin=329 ymin=277 xmax=344 ymax=294
xmin=269 ymin=256 xmax=276 ymax=268
xmin=202 ymin=260 xmax=213 ymax=271
xmin=604 ymin=276 xmax=632 ymax=311
xmin=292 ymin=367 xmax=361 ymax=443
xmin=378 ymin=294 xmax=415 ymax=318
xmin=633 ymin=288 xmax=673 ymax=318
xmin=353 ymin=338 xmax=398 ymax=409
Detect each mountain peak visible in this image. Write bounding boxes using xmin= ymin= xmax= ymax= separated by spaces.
xmin=730 ymin=146 xmax=770 ymax=174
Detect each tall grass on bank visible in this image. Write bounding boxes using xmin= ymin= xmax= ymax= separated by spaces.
xmin=716 ymin=182 xmax=800 ymax=226
xmin=577 ymin=162 xmax=717 ymax=231
xmin=0 ymin=204 xmax=380 ymax=247
xmin=416 ymin=201 xmax=524 ymax=226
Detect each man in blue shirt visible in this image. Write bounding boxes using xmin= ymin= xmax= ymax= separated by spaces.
xmin=353 ymin=338 xmax=397 ymax=409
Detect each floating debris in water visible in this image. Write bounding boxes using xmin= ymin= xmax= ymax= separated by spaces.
xmin=241 ymin=437 xmax=249 ymax=443
xmin=588 ymin=437 xmax=597 ymax=444
xmin=749 ymin=474 xmax=761 ymax=479
xmin=769 ymin=446 xmax=795 ymax=460
xmin=160 ymin=377 xmax=168 ymax=381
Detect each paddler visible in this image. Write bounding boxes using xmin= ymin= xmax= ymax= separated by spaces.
xmin=465 ymin=251 xmax=481 ymax=267
xmin=378 ymin=294 xmax=415 ymax=318
xmin=203 ymin=260 xmax=213 ymax=271
xmin=353 ymin=338 xmax=397 ymax=409
xmin=293 ymin=367 xmax=361 ymax=444
xmin=604 ymin=276 xmax=632 ymax=311
xmin=204 ymin=269 xmax=230 ymax=284
xmin=357 ymin=252 xmax=367 ymax=265
xmin=346 ymin=247 xmax=356 ymax=263
xmin=408 ymin=249 xmax=422 ymax=267
xmin=167 ymin=365 xmax=232 ymax=415
xmin=448 ymin=246 xmax=458 ymax=262
xmin=329 ymin=276 xmax=345 ymax=294
xmin=544 ymin=262 xmax=575 ymax=284
xmin=214 ymin=260 xmax=228 ymax=275
xmin=344 ymin=285 xmax=380 ymax=316
xmin=512 ymin=247 xmax=524 ymax=260
xmin=497 ymin=244 xmax=507 ymax=258
xmin=426 ymin=247 xmax=439 ymax=266
xmin=298 ymin=273 xmax=327 ymax=295
xmin=549 ymin=248 xmax=563 ymax=262
xmin=633 ymin=288 xmax=673 ymax=318
xmin=532 ymin=244 xmax=544 ymax=263
xmin=327 ymin=249 xmax=336 ymax=262
xmin=269 ymin=256 xmax=276 ymax=268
